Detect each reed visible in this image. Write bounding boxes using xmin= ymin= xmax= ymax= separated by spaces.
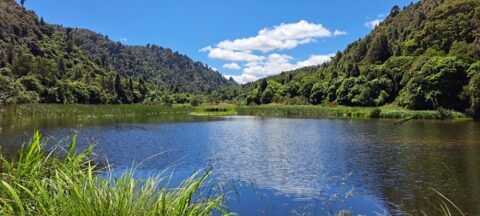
xmin=235 ymin=104 xmax=470 ymax=120
xmin=0 ymin=104 xmax=195 ymax=116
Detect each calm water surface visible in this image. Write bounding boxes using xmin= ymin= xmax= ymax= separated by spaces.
xmin=1 ymin=113 xmax=479 ymax=215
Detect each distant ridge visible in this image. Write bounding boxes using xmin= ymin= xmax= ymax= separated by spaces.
xmin=0 ymin=0 xmax=236 ymax=104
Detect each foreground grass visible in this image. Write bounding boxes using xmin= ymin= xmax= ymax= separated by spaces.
xmin=0 ymin=132 xmax=229 ymax=216
xmin=235 ymin=104 xmax=470 ymax=120
xmin=0 ymin=104 xmax=195 ymax=116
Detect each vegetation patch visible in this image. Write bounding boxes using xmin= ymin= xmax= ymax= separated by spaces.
xmin=235 ymin=104 xmax=470 ymax=120
xmin=1 ymin=104 xmax=195 ymax=116
xmin=191 ymin=104 xmax=236 ymax=116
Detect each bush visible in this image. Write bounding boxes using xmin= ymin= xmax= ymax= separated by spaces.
xmin=190 ymin=96 xmax=204 ymax=107
xmin=369 ymin=108 xmax=382 ymax=118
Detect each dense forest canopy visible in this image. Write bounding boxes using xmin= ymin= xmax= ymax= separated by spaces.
xmin=0 ymin=0 xmax=236 ymax=105
xmin=219 ymin=0 xmax=480 ymax=118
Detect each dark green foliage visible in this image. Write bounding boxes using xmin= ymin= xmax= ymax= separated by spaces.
xmin=397 ymin=57 xmax=468 ymax=110
xmin=0 ymin=0 xmax=235 ymax=105
xmin=467 ymin=62 xmax=480 ymax=118
xmin=366 ymin=34 xmax=391 ymax=64
xmin=190 ymin=95 xmax=203 ymax=107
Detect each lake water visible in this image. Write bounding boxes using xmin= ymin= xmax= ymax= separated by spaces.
xmin=1 ymin=113 xmax=479 ymax=215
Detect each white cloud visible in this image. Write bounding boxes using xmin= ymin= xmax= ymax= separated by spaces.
xmin=200 ymin=46 xmax=264 ymax=62
xmin=364 ymin=19 xmax=383 ymax=29
xmin=210 ymin=66 xmax=218 ymax=71
xmin=118 ymin=38 xmax=128 ymax=42
xmin=295 ymin=54 xmax=335 ymax=68
xmin=201 ymin=20 xmax=343 ymax=83
xmin=243 ymin=53 xmax=333 ymax=77
xmin=333 ymin=29 xmax=347 ymax=36
xmin=223 ymin=63 xmax=241 ymax=70
xmin=207 ymin=20 xmax=344 ymax=53
xmin=225 ymin=53 xmax=333 ymax=84
xmin=224 ymin=74 xmax=258 ymax=84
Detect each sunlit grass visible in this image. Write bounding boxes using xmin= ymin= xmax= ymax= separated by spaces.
xmin=191 ymin=104 xmax=237 ymax=116
xmin=235 ymin=104 xmax=470 ymax=120
xmin=0 ymin=132 xmax=230 ymax=216
xmin=0 ymin=104 xmax=195 ymax=116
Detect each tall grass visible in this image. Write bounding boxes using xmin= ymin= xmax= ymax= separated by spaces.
xmin=1 ymin=104 xmax=194 ymax=116
xmin=191 ymin=104 xmax=237 ymax=116
xmin=235 ymin=104 xmax=470 ymax=120
xmin=0 ymin=132 xmax=229 ymax=216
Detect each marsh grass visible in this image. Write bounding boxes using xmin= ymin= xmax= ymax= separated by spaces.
xmin=235 ymin=104 xmax=470 ymax=120
xmin=1 ymin=104 xmax=195 ymax=116
xmin=0 ymin=132 xmax=229 ymax=216
xmin=191 ymin=104 xmax=236 ymax=116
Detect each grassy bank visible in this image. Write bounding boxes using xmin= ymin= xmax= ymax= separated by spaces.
xmin=0 ymin=104 xmax=472 ymax=120
xmin=0 ymin=132 xmax=229 ymax=216
xmin=235 ymin=104 xmax=470 ymax=120
xmin=0 ymin=104 xmax=195 ymax=116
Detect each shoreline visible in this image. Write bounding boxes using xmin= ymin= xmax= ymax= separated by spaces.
xmin=1 ymin=104 xmax=472 ymax=120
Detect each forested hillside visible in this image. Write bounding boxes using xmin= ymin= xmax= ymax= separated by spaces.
xmin=226 ymin=0 xmax=480 ymax=118
xmin=0 ymin=0 xmax=235 ymax=104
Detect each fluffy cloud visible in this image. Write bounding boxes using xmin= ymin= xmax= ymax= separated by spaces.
xmin=295 ymin=54 xmax=335 ymax=68
xmin=243 ymin=53 xmax=333 ymax=76
xmin=200 ymin=46 xmax=264 ymax=62
xmin=223 ymin=54 xmax=334 ymax=84
xmin=227 ymin=53 xmax=333 ymax=83
xmin=333 ymin=30 xmax=347 ymax=36
xmin=364 ymin=19 xmax=383 ymax=29
xmin=201 ymin=20 xmax=344 ymax=83
xmin=223 ymin=63 xmax=241 ymax=70
xmin=211 ymin=20 xmax=339 ymax=53
xmin=224 ymin=74 xmax=258 ymax=84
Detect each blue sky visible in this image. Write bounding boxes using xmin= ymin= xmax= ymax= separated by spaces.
xmin=22 ymin=0 xmax=416 ymax=83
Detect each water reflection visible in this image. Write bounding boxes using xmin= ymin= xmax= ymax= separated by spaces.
xmin=1 ymin=113 xmax=479 ymax=215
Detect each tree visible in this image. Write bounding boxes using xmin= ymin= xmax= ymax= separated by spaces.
xmin=310 ymin=82 xmax=326 ymax=105
xmin=138 ymin=78 xmax=148 ymax=99
xmin=58 ymin=58 xmax=67 ymax=77
xmin=66 ymin=40 xmax=74 ymax=53
xmin=397 ymin=57 xmax=468 ymax=110
xmin=20 ymin=0 xmax=27 ymax=7
xmin=258 ymin=79 xmax=268 ymax=93
xmin=114 ymin=73 xmax=128 ymax=103
xmin=390 ymin=5 xmax=400 ymax=17
xmin=7 ymin=43 xmax=15 ymax=65
xmin=366 ymin=34 xmax=390 ymax=64
xmin=467 ymin=62 xmax=480 ymax=119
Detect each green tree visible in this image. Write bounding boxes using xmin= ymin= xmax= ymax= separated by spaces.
xmin=398 ymin=57 xmax=468 ymax=109
xmin=366 ymin=34 xmax=390 ymax=64
xmin=114 ymin=73 xmax=128 ymax=103
xmin=467 ymin=62 xmax=480 ymax=119
xmin=310 ymin=82 xmax=326 ymax=105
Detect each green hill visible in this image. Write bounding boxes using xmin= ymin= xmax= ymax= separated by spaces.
xmin=0 ymin=0 xmax=236 ymax=104
xmin=226 ymin=0 xmax=480 ymax=118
